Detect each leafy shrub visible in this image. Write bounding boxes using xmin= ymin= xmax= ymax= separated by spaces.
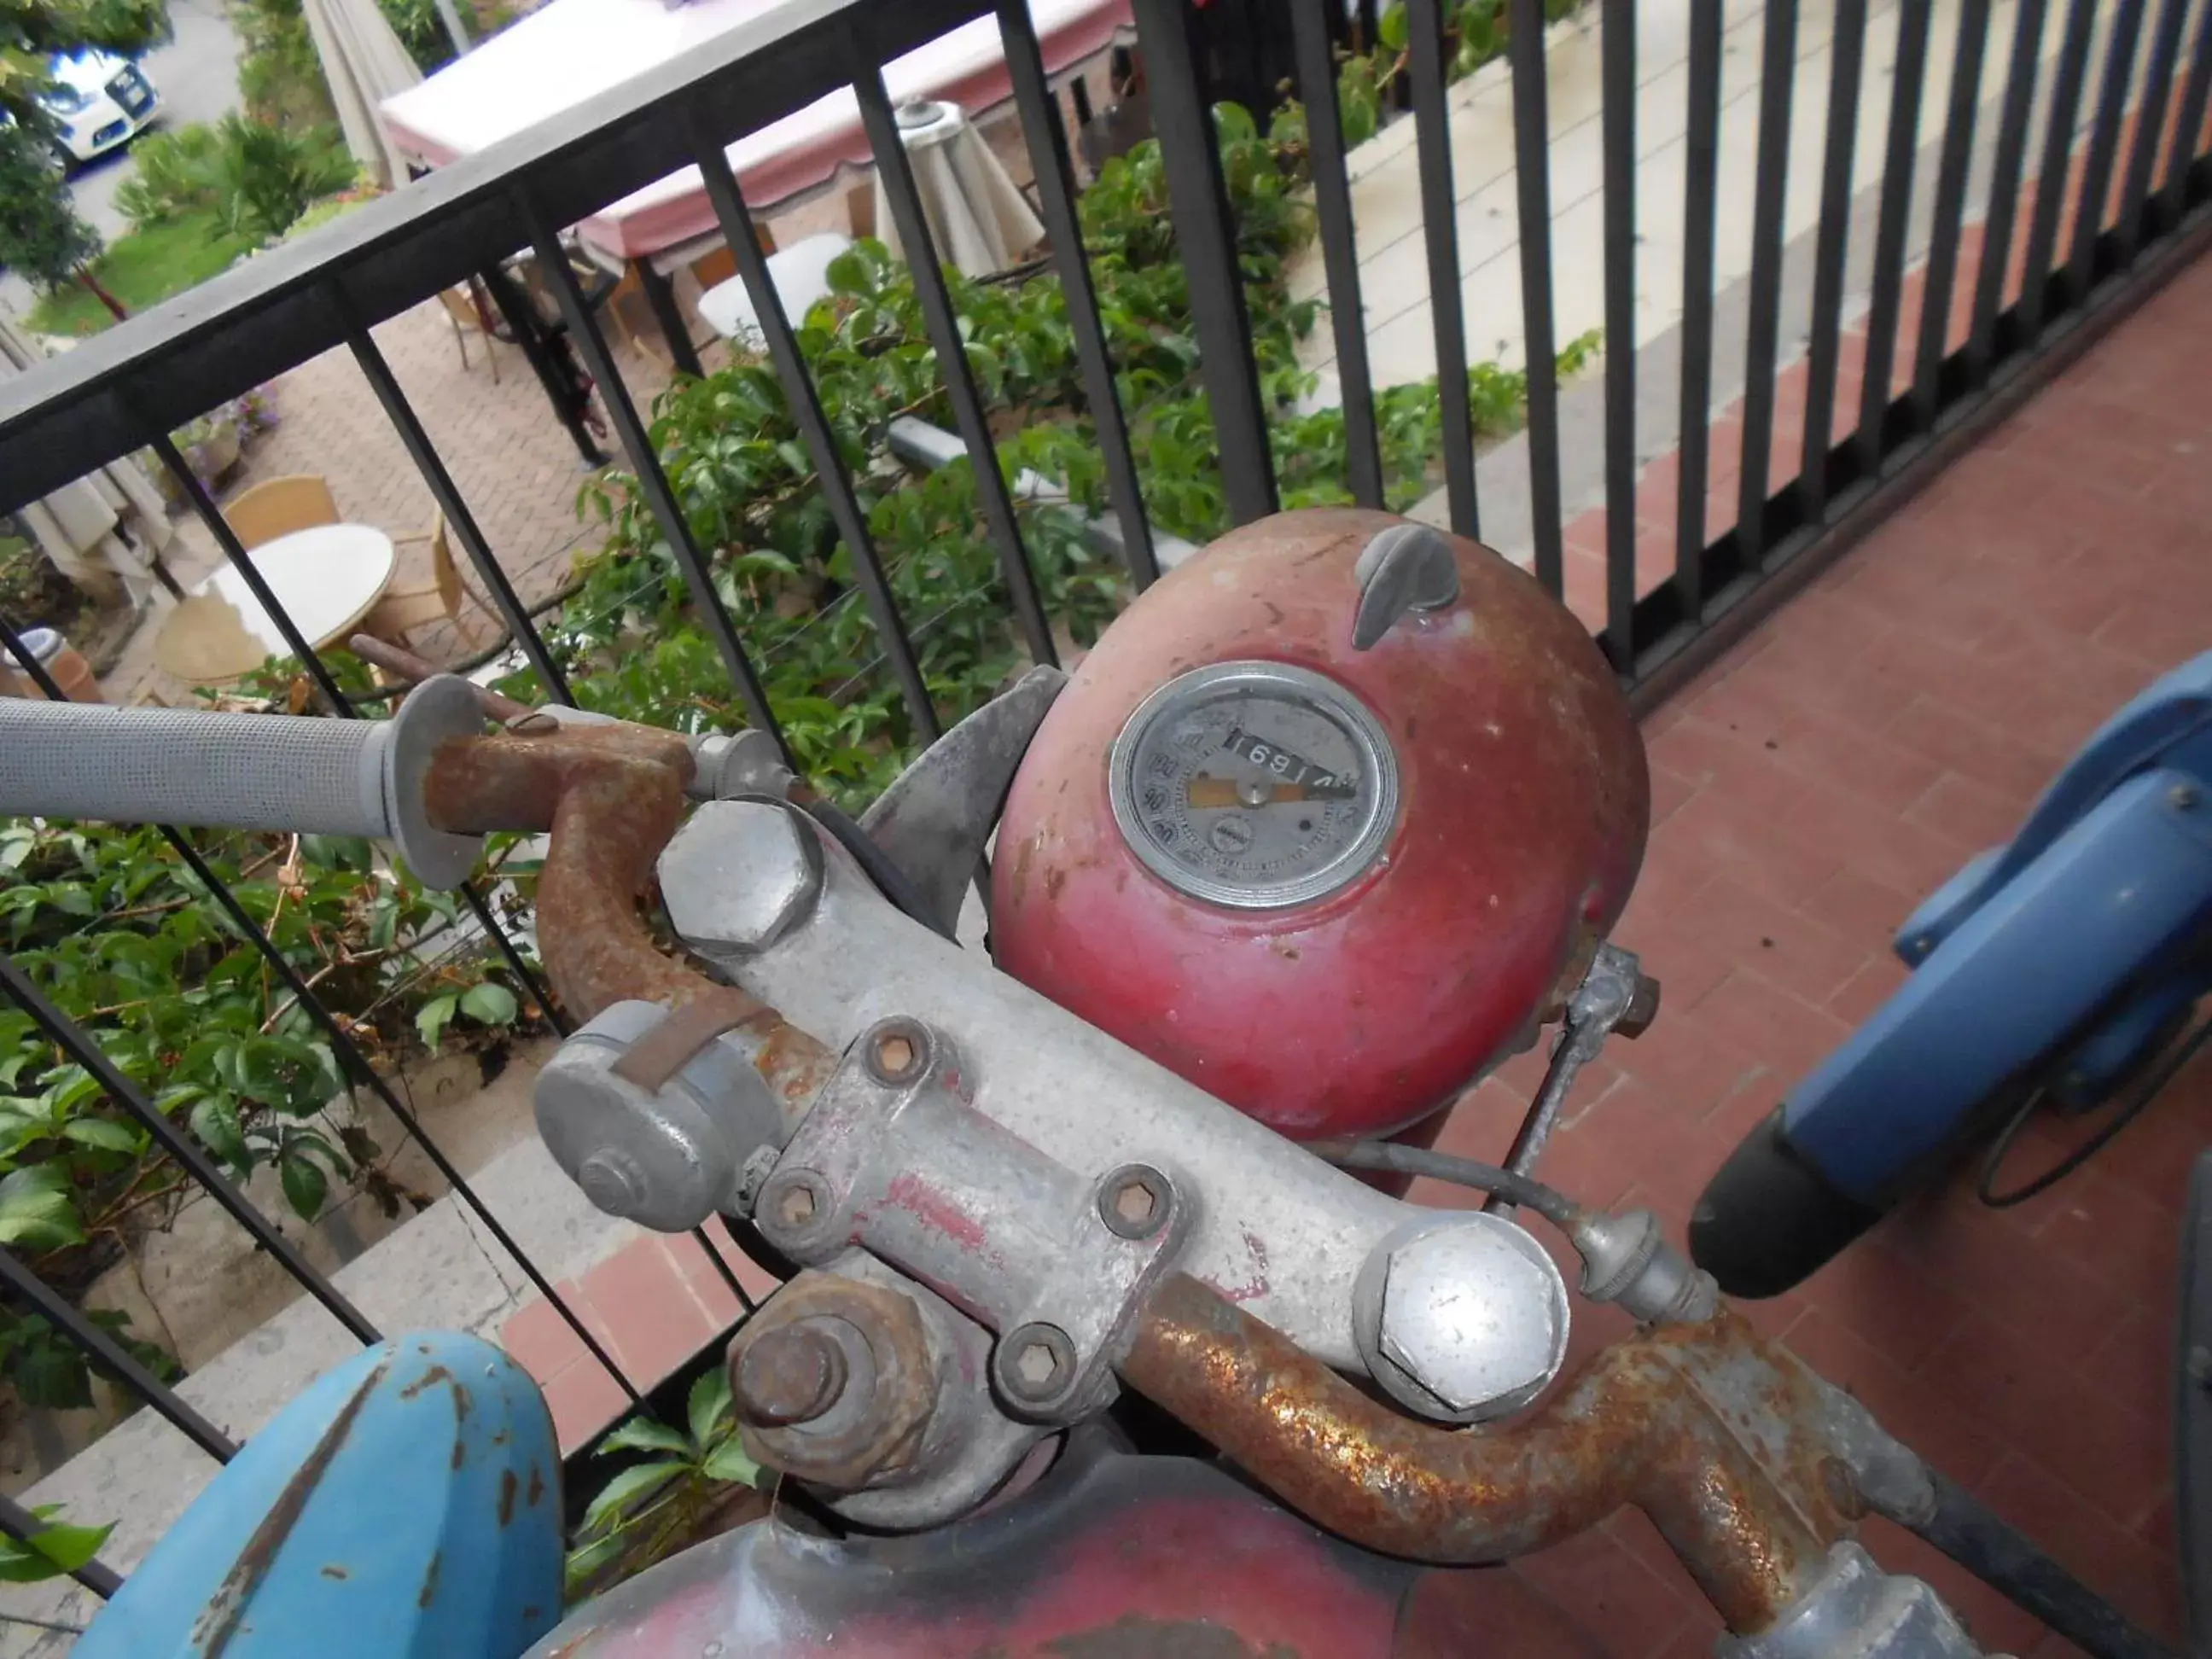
xmin=116 ymin=116 xmax=355 ymax=242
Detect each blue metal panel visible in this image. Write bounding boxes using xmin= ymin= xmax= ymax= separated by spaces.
xmin=1898 ymin=651 xmax=2212 ymax=960
xmin=80 ymin=1331 xmax=562 ymax=1659
xmin=1784 ymin=769 xmax=2212 ymax=1198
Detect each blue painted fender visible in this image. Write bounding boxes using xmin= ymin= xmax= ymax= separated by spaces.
xmin=79 ymin=1331 xmax=563 ymax=1659
xmin=1782 ymin=769 xmax=2212 ymax=1201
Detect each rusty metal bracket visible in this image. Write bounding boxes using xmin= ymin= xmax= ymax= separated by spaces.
xmin=752 ymin=1016 xmax=1192 ymax=1425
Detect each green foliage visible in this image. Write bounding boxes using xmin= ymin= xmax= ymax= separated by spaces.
xmin=0 ymin=0 xmax=169 ymax=286
xmin=565 ymin=1365 xmax=764 ymax=1600
xmin=232 ymin=0 xmax=335 ymax=131
xmin=22 ymin=208 xmax=259 ymax=335
xmin=0 ymin=807 xmax=533 ymax=1404
xmin=0 ymin=116 xmax=95 ymax=288
xmin=114 ymin=116 xmax=356 ymax=242
xmin=0 ymin=1504 xmax=111 ymax=1582
xmin=528 ymin=100 xmax=1598 ymax=814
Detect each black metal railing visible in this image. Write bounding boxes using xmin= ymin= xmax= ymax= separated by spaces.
xmin=2 ymin=0 xmax=2209 ymax=1603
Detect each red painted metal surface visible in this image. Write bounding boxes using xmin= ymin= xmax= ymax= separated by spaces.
xmin=991 ymin=509 xmax=1649 ymax=1140
xmin=533 ymin=1441 xmax=1606 ymax=1657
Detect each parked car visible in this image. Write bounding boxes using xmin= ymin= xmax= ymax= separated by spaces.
xmin=39 ymin=49 xmax=162 ymax=170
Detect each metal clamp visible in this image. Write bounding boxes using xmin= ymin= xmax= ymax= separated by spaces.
xmin=753 ymin=1017 xmax=1192 ymax=1423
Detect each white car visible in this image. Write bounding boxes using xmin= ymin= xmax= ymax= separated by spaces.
xmin=40 ymin=49 xmax=162 ymax=169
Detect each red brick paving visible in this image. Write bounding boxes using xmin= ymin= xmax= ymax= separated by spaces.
xmin=1423 ymin=241 xmax=2212 ymax=1655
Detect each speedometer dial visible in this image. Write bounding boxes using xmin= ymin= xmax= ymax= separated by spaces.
xmin=1108 ymin=661 xmax=1400 ymax=910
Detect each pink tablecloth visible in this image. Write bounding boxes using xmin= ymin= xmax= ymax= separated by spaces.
xmin=380 ymin=0 xmax=1132 ymax=263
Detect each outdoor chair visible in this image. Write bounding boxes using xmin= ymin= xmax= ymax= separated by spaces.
xmin=436 ymin=282 xmax=505 ymax=383
xmin=223 ymin=474 xmax=340 ymax=550
xmin=362 ymin=510 xmax=492 ymax=649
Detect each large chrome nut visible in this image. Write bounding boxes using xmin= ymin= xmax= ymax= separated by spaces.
xmin=1352 ymin=1214 xmax=1570 ymax=1423
xmin=729 ymin=1272 xmax=937 ymax=1490
xmin=660 ymin=798 xmax=823 ymax=959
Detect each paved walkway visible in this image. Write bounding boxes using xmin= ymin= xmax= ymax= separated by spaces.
xmin=102 ymin=297 xmax=681 ymax=704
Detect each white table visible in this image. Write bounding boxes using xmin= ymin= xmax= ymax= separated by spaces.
xmin=155 ymin=524 xmax=397 ymax=685
xmin=698 ymin=232 xmax=853 ymax=346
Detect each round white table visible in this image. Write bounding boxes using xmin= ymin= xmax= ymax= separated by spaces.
xmin=154 ymin=524 xmax=398 ymax=685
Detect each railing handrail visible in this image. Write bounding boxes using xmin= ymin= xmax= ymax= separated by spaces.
xmin=0 ymin=0 xmax=998 ymax=508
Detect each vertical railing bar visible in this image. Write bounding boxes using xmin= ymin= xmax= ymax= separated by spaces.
xmin=517 ymin=196 xmax=795 ymax=755
xmin=341 ymin=309 xmax=577 ymax=706
xmin=163 ymin=832 xmax=632 ymax=1394
xmin=1508 ymin=0 xmax=1566 ymax=595
xmin=2066 ymin=0 xmax=2149 ymax=303
xmin=1910 ymin=0 xmax=1994 ymax=430
xmin=0 ymin=1248 xmax=237 ymax=1461
xmin=474 ymin=265 xmax=612 ymax=468
xmin=1734 ymin=0 xmax=1800 ymax=564
xmin=997 ymin=0 xmax=1165 ymax=582
xmin=1966 ymin=0 xmax=2051 ymax=387
xmin=1600 ymin=0 xmax=1636 ymax=664
xmin=1126 ymin=0 xmax=1279 ymax=524
xmin=1801 ymin=0 xmax=1869 ymax=521
xmin=1291 ymin=0 xmax=1387 ymax=511
xmin=2019 ymin=0 xmax=2103 ymax=341
xmin=0 ymin=952 xmax=381 ymax=1345
xmin=1674 ymin=0 xmax=1723 ymax=620
xmin=853 ymin=63 xmax=1060 ymax=669
xmin=2157 ymin=0 xmax=2212 ymax=224
xmin=681 ymin=115 xmax=944 ymax=742
xmin=2117 ymin=0 xmax=2194 ymax=258
xmin=146 ymin=433 xmax=356 ymax=718
xmin=1856 ymin=0 xmax=1935 ymax=474
xmin=1410 ymin=0 xmax=1481 ymax=538
xmin=0 ymin=1491 xmax=121 ymax=1599
xmin=690 ymin=1225 xmax=758 ymax=1314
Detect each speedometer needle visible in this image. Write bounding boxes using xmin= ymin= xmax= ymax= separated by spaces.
xmin=1186 ymin=775 xmax=1316 ymax=808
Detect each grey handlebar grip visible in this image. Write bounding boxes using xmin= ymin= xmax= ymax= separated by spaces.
xmin=0 ymin=676 xmax=487 ymax=888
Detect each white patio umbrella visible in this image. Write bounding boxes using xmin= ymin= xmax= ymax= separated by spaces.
xmin=0 ymin=315 xmax=176 ymax=608
xmin=300 ymin=0 xmax=425 ymax=189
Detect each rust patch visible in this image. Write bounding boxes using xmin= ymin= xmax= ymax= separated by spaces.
xmin=527 ymin=1464 xmax=546 ymax=1507
xmin=451 ymin=1382 xmax=473 ymax=1422
xmin=319 ymin=1564 xmax=347 ymax=1580
xmin=498 ymin=1469 xmax=519 ymax=1527
xmin=398 ymin=1364 xmax=454 ymax=1400
xmin=1122 ymin=1276 xmax=1837 ymax=1636
xmin=452 ymin=1439 xmax=465 ymax=1470
xmin=418 ymin=1549 xmax=441 ymax=1610
xmin=1045 ymin=865 xmax=1067 ymax=901
xmin=193 ymin=1356 xmax=390 ymax=1657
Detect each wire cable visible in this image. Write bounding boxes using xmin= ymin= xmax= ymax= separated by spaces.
xmin=1306 ymin=1138 xmax=1584 ymax=1231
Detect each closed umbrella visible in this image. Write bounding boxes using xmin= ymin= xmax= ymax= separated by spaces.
xmin=300 ymin=0 xmax=425 ymax=189
xmin=0 ymin=315 xmax=177 ymax=608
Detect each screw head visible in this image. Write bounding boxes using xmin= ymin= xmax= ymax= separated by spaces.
xmin=733 ymin=1321 xmax=849 ymax=1426
xmin=760 ymin=1169 xmax=830 ymax=1243
xmin=994 ymin=1320 xmax=1077 ymax=1409
xmin=862 ymin=1018 xmax=931 ymax=1086
xmin=1097 ymin=1162 xmax=1172 ymax=1240
xmin=2174 ymin=783 xmax=2202 ymax=811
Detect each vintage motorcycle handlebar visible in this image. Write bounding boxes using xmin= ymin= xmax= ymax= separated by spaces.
xmin=0 ymin=684 xmax=2174 ymax=1659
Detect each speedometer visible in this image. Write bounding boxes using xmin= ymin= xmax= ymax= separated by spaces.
xmin=1107 ymin=661 xmax=1400 ymax=910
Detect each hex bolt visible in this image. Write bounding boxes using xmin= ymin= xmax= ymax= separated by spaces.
xmin=1097 ymin=1162 xmax=1172 ymax=1241
xmin=995 ymin=1321 xmax=1077 ymax=1408
xmin=575 ymin=1150 xmax=644 ymax=1219
xmin=2173 ymin=783 xmax=2202 ymax=812
xmin=733 ymin=1321 xmax=849 ymax=1426
xmin=862 ymin=1018 xmax=931 ymax=1086
xmin=761 ymin=1169 xmax=830 ymax=1242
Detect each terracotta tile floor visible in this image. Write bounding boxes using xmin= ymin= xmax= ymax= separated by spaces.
xmin=1431 ymin=246 xmax=2212 ymax=1656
